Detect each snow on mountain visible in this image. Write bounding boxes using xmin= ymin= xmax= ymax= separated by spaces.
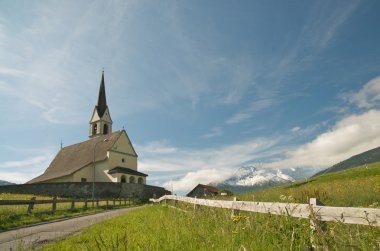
xmin=225 ymin=166 xmax=294 ymax=187
xmin=211 ymin=165 xmax=317 ymax=194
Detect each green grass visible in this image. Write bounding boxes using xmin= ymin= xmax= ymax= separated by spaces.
xmin=42 ymin=204 xmax=380 ymax=250
xmin=237 ymin=162 xmax=380 ymax=207
xmin=0 ymin=193 xmax=137 ymax=230
xmin=14 ymin=163 xmax=380 ymax=250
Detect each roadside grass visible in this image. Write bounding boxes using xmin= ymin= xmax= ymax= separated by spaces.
xmin=238 ymin=162 xmax=380 ymax=207
xmin=0 ymin=193 xmax=137 ymax=230
xmin=42 ymin=204 xmax=380 ymax=250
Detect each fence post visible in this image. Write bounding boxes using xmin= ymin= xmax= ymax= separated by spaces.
xmin=96 ymin=199 xmax=99 ymax=208
xmin=71 ymin=200 xmax=75 ymax=210
xmin=84 ymin=199 xmax=88 ymax=210
xmin=27 ymin=197 xmax=36 ymax=214
xmin=124 ymin=198 xmax=126 ymax=205
xmin=52 ymin=196 xmax=57 ymax=213
xmin=106 ymin=200 xmax=109 ymax=209
xmin=113 ymin=198 xmax=116 ymax=206
xmin=231 ymin=197 xmax=237 ymax=218
xmin=119 ymin=198 xmax=122 ymax=206
xmin=194 ymin=196 xmax=197 ymax=210
xmin=309 ymin=198 xmax=327 ymax=250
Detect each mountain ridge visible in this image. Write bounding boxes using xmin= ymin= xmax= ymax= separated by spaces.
xmin=313 ymin=146 xmax=380 ymax=177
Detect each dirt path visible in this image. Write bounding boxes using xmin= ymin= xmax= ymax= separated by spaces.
xmin=0 ymin=206 xmax=143 ymax=250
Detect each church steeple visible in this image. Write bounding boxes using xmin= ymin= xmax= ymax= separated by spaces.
xmin=89 ymin=71 xmax=113 ymax=138
xmin=96 ymin=71 xmax=107 ymax=117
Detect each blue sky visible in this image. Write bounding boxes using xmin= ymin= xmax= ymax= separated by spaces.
xmin=1 ymin=0 xmax=380 ymax=193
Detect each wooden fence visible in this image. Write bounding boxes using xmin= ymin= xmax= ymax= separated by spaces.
xmin=150 ymin=195 xmax=380 ymax=227
xmin=0 ymin=197 xmax=133 ymax=214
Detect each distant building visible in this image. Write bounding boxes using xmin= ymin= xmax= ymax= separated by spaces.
xmin=186 ymin=184 xmax=219 ymax=197
xmin=28 ymin=72 xmax=147 ymax=184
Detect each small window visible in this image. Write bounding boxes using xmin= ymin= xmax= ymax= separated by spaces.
xmin=103 ymin=124 xmax=108 ymax=134
xmin=122 ymin=158 xmax=125 ymax=163
xmin=121 ymin=175 xmax=126 ymax=183
xmin=93 ymin=124 xmax=97 ymax=135
xmin=129 ymin=176 xmax=135 ymax=183
xmin=81 ymin=178 xmax=87 ymax=182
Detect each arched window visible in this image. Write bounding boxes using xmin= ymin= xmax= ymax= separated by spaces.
xmin=103 ymin=124 xmax=108 ymax=134
xmin=129 ymin=176 xmax=135 ymax=183
xmin=120 ymin=175 xmax=126 ymax=183
xmin=138 ymin=177 xmax=143 ymax=184
xmin=93 ymin=124 xmax=97 ymax=135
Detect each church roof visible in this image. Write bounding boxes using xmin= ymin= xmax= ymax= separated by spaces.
xmin=27 ymin=130 xmax=124 ymax=184
xmin=108 ymin=167 xmax=148 ymax=177
xmin=186 ymin=184 xmax=219 ymax=197
xmin=96 ymin=71 xmax=108 ymax=117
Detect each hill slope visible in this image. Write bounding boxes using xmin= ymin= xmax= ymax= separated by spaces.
xmin=238 ymin=162 xmax=380 ymax=207
xmin=0 ymin=180 xmax=14 ymax=186
xmin=313 ymin=145 xmax=380 ymax=177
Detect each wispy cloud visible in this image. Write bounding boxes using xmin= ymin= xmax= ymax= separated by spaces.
xmin=226 ymin=99 xmax=273 ymax=125
xmin=201 ymin=127 xmax=222 ymax=139
xmin=0 ymin=153 xmax=54 ymax=184
xmin=269 ymin=1 xmax=360 ymax=86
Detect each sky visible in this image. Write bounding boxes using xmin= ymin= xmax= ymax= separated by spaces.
xmin=1 ymin=0 xmax=380 ymax=194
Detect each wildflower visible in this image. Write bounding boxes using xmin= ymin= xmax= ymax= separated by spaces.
xmin=280 ymin=195 xmax=287 ymax=201
xmin=232 ymin=214 xmax=242 ymax=223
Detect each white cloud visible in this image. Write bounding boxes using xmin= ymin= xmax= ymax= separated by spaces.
xmin=0 ymin=146 xmax=55 ymax=183
xmin=291 ymin=127 xmax=301 ymax=133
xmin=138 ymin=137 xmax=280 ymax=193
xmin=265 ymin=110 xmax=380 ymax=169
xmin=163 ymin=169 xmax=232 ymax=193
xmin=349 ymin=76 xmax=380 ymax=109
xmin=0 ymin=154 xmax=54 ymax=184
xmin=0 ymin=171 xmax=38 ymax=184
xmin=136 ymin=141 xmax=178 ymax=154
xmin=0 ymin=156 xmax=50 ymax=169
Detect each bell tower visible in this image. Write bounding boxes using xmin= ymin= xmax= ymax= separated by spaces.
xmin=89 ymin=71 xmax=113 ymax=138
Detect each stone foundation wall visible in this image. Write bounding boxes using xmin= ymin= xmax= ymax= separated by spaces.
xmin=0 ymin=183 xmax=170 ymax=201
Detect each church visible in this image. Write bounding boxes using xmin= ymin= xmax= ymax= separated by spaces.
xmin=28 ymin=72 xmax=148 ymax=185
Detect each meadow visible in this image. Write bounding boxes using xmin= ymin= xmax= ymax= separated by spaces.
xmin=238 ymin=162 xmax=380 ymax=207
xmin=41 ymin=163 xmax=380 ymax=250
xmin=0 ymin=193 xmax=136 ymax=230
xmin=41 ymin=204 xmax=379 ymax=250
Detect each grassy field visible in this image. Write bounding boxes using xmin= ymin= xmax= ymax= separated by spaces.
xmin=238 ymin=162 xmax=380 ymax=207
xmin=41 ymin=204 xmax=380 ymax=250
xmin=0 ymin=193 xmax=136 ymax=230
xmin=41 ymin=164 xmax=380 ymax=250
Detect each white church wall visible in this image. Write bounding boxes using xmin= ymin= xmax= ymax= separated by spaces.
xmin=73 ymin=160 xmax=113 ymax=182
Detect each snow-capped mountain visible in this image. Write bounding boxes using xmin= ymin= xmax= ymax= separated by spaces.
xmin=211 ymin=165 xmax=317 ymax=194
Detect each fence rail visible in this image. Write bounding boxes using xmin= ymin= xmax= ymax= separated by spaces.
xmin=150 ymin=195 xmax=380 ymax=227
xmin=0 ymin=197 xmax=133 ymax=214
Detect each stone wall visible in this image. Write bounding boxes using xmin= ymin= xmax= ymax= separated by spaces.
xmin=0 ymin=183 xmax=170 ymax=201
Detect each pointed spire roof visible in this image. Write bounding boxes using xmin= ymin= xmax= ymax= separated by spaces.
xmin=96 ymin=71 xmax=108 ymax=117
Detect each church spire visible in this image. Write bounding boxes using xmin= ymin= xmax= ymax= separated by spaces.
xmin=89 ymin=71 xmax=113 ymax=138
xmin=96 ymin=71 xmax=107 ymax=117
